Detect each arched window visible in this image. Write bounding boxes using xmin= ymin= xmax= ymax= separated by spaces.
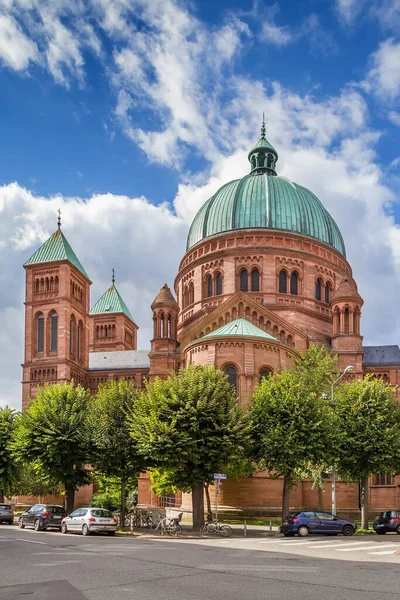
xmin=267 ymin=154 xmax=273 ymax=168
xmin=240 ymin=268 xmax=248 ymax=292
xmin=207 ymin=275 xmax=213 ymax=298
xmin=325 ymin=282 xmax=330 ymax=304
xmin=215 ymin=272 xmax=223 ymax=296
xmin=290 ymin=271 xmax=298 ymax=295
xmin=50 ymin=312 xmax=58 ymax=352
xmin=258 ymin=152 xmax=265 ymax=168
xmin=251 ymin=268 xmax=260 ymax=292
xmin=37 ymin=314 xmax=44 ymax=353
xmin=77 ymin=322 xmax=82 ymax=360
xmin=315 ymin=278 xmax=322 ymax=301
xmin=251 ymin=156 xmax=256 ymax=170
xmin=189 ymin=283 xmax=194 ymax=304
xmin=344 ymin=307 xmax=350 ymax=334
xmin=70 ymin=316 xmax=75 ymax=355
xmin=259 ymin=367 xmax=272 ymax=383
xmin=279 ymin=270 xmax=287 ymax=294
xmin=224 ymin=365 xmax=237 ymax=392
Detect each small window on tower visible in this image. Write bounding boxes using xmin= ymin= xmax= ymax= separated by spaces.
xmin=240 ymin=269 xmax=248 ymax=292
xmin=251 ymin=269 xmax=260 ymax=292
xmin=37 ymin=314 xmax=44 ymax=353
xmin=279 ymin=270 xmax=287 ymax=294
xmin=207 ymin=275 xmax=213 ymax=298
xmin=50 ymin=312 xmax=58 ymax=352
xmin=216 ymin=272 xmax=223 ymax=296
xmin=316 ymin=278 xmax=322 ymax=301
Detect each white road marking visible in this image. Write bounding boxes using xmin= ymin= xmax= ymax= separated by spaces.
xmin=368 ymin=550 xmax=397 ymax=555
xmin=0 ymin=535 xmax=10 ymax=539
xmin=337 ymin=544 xmax=399 ymax=552
xmin=31 ymin=560 xmax=80 ymax=567
xmin=306 ymin=541 xmax=373 ymax=549
xmin=16 ymin=538 xmax=46 ymax=545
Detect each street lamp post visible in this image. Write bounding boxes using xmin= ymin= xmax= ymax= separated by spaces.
xmin=331 ymin=365 xmax=354 ymax=515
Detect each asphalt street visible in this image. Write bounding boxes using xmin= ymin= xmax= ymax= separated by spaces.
xmin=1 ymin=526 xmax=400 ymax=600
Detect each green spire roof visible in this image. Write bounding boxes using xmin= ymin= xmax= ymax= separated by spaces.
xmin=90 ymin=284 xmax=135 ymax=323
xmin=24 ymin=228 xmax=89 ymax=278
xmin=201 ymin=318 xmax=280 ymax=342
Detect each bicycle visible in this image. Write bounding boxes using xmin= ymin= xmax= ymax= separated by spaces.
xmin=200 ymin=520 xmax=232 ymax=537
xmin=152 ymin=513 xmax=182 ymax=537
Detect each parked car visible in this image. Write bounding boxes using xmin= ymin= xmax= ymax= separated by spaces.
xmin=61 ymin=507 xmax=117 ymax=536
xmin=373 ymin=510 xmax=400 ymax=534
xmin=280 ymin=511 xmax=357 ymax=537
xmin=19 ymin=504 xmax=67 ymax=531
xmin=0 ymin=503 xmax=14 ymax=524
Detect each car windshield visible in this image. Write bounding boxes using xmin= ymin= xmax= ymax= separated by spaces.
xmin=0 ymin=504 xmax=11 ymax=510
xmin=91 ymin=509 xmax=113 ymax=518
xmin=47 ymin=506 xmax=65 ymax=514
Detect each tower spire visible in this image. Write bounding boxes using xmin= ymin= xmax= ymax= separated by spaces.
xmin=261 ymin=113 xmax=266 ymax=139
xmin=57 ymin=208 xmax=62 ymax=229
xmin=112 ymin=268 xmax=115 ymax=285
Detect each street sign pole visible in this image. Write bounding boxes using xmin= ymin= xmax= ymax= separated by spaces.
xmin=213 ymin=474 xmax=226 ymax=523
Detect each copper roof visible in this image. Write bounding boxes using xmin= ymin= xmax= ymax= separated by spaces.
xmin=151 ymin=284 xmax=179 ymax=310
xmin=330 ymin=278 xmax=363 ymax=304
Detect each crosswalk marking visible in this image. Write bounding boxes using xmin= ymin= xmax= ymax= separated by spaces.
xmin=337 ymin=544 xmax=399 ymax=552
xmin=369 ymin=550 xmax=397 ymax=555
xmin=306 ymin=541 xmax=372 ymax=549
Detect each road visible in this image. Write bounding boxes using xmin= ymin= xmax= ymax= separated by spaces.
xmin=0 ymin=526 xmax=399 ymax=600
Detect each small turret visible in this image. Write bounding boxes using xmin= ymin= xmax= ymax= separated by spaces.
xmin=248 ymin=116 xmax=278 ymax=176
xmin=330 ymin=278 xmax=364 ymax=375
xmin=149 ymin=284 xmax=180 ymax=381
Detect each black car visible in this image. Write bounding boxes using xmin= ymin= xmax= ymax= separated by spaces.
xmin=373 ymin=510 xmax=400 ymax=534
xmin=0 ymin=503 xmax=14 ymax=524
xmin=19 ymin=504 xmax=67 ymax=531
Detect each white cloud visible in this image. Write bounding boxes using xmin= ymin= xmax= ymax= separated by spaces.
xmin=261 ymin=22 xmax=294 ymax=46
xmin=335 ymin=0 xmax=366 ymax=25
xmin=0 ymin=14 xmax=39 ymax=71
xmin=362 ymin=38 xmax=400 ymax=102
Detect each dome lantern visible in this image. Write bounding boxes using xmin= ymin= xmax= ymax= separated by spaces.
xmin=248 ymin=116 xmax=278 ymax=176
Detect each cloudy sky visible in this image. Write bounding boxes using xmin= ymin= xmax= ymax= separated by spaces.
xmin=1 ymin=0 xmax=400 ymax=409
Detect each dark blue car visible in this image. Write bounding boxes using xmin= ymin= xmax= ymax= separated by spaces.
xmin=280 ymin=511 xmax=356 ymax=537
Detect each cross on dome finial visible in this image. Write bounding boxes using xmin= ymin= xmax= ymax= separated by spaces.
xmin=57 ymin=208 xmax=62 ymax=229
xmin=112 ymin=268 xmax=115 ymax=285
xmin=261 ymin=113 xmax=266 ymax=139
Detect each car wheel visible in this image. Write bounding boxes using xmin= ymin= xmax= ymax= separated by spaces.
xmin=396 ymin=525 xmax=400 ymax=535
xmin=61 ymin=522 xmax=68 ymax=534
xmin=34 ymin=519 xmax=42 ymax=532
xmin=283 ymin=532 xmax=294 ymax=537
xmin=19 ymin=518 xmax=25 ymax=529
xmin=82 ymin=524 xmax=90 ymax=536
xmin=342 ymin=525 xmax=354 ymax=536
xmin=297 ymin=525 xmax=309 ymax=537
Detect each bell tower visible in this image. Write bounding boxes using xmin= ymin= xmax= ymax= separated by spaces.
xmin=149 ymin=284 xmax=180 ymax=381
xmin=22 ymin=215 xmax=91 ymax=408
xmin=330 ymin=278 xmax=364 ymax=376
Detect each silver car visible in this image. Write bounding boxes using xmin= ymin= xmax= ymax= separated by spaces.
xmin=61 ymin=507 xmax=117 ymax=536
xmin=0 ymin=503 xmax=14 ymax=524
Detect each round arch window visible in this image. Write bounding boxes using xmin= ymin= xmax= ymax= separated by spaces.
xmin=224 ymin=365 xmax=238 ymax=392
xmin=259 ymin=367 xmax=272 ymax=383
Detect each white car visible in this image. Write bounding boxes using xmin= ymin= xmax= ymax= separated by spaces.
xmin=61 ymin=507 xmax=117 ymax=536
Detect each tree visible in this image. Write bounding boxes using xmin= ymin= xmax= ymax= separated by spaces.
xmin=13 ymin=382 xmax=91 ymax=513
xmin=292 ymin=344 xmax=339 ymax=395
xmin=90 ymin=379 xmax=147 ymax=526
xmin=334 ymin=376 xmax=400 ymax=529
xmin=251 ymin=369 xmax=333 ymax=521
xmin=127 ymin=365 xmax=252 ymax=531
xmin=13 ymin=462 xmax=61 ymax=503
xmin=0 ymin=406 xmax=18 ymax=502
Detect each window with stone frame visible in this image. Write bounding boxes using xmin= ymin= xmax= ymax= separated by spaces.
xmin=373 ymin=474 xmax=394 ymax=486
xmin=207 ymin=275 xmax=213 ymax=298
xmin=315 ymin=278 xmax=322 ymax=301
xmin=278 ymin=270 xmax=287 ymax=293
xmin=290 ymin=271 xmax=298 ymax=295
xmin=50 ymin=312 xmax=58 ymax=352
xmin=224 ymin=365 xmax=238 ymax=392
xmin=240 ymin=268 xmax=248 ymax=292
xmin=251 ymin=268 xmax=260 ymax=292
xmin=215 ymin=272 xmax=223 ymax=296
xmin=37 ymin=313 xmax=45 ymax=353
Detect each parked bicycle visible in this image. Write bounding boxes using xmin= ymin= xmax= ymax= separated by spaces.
xmin=200 ymin=520 xmax=232 ymax=537
xmin=124 ymin=510 xmax=153 ymax=528
xmin=152 ymin=512 xmax=183 ymax=536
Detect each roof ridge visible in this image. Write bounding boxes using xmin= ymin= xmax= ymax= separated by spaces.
xmin=90 ymin=283 xmax=135 ymax=323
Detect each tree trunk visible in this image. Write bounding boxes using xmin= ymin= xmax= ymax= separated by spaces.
xmin=65 ymin=484 xmax=75 ymax=514
xmin=0 ymin=489 xmax=4 ymax=503
xmin=120 ymin=477 xmax=126 ymax=529
xmin=318 ymin=486 xmax=324 ymax=511
xmin=204 ymin=483 xmax=212 ymax=521
xmin=281 ymin=474 xmax=290 ymax=523
xmin=192 ymin=482 xmax=205 ymax=531
xmin=360 ymin=475 xmax=369 ymax=530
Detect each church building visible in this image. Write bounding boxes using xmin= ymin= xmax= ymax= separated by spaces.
xmin=21 ymin=125 xmax=400 ymax=514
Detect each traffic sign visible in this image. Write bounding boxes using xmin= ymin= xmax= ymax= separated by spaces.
xmin=214 ymin=473 xmax=227 ymax=479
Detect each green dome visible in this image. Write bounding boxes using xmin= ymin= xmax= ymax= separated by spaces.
xmin=186 ymin=129 xmax=345 ymax=256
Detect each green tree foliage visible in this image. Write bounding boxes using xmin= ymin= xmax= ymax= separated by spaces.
xmin=251 ymin=369 xmax=333 ymax=521
xmin=13 ymin=462 xmax=60 ymax=502
xmin=334 ymin=376 xmax=400 ymax=529
xmin=0 ymin=406 xmax=18 ymax=502
xmin=127 ymin=365 xmax=251 ymax=531
xmin=293 ymin=344 xmax=339 ymax=395
xmin=90 ymin=379 xmax=146 ymax=526
xmin=92 ymin=474 xmax=138 ymax=513
xmin=13 ymin=382 xmax=91 ymax=513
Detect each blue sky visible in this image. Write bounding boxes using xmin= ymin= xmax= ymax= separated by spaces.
xmin=1 ymin=0 xmax=400 ymax=408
